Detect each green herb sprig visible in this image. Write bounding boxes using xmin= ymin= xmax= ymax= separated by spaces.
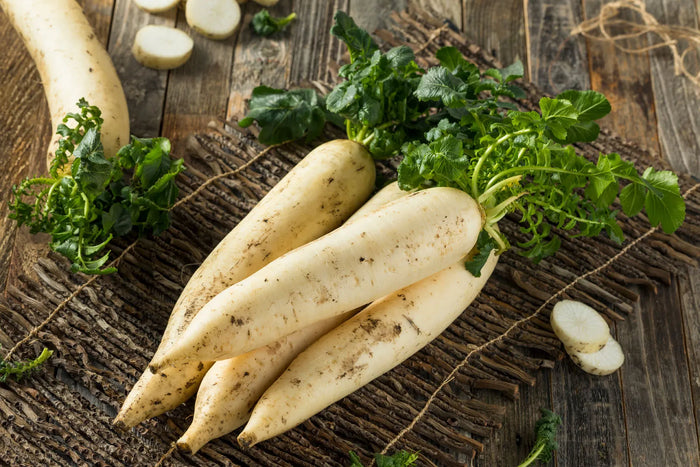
xmin=517 ymin=408 xmax=562 ymax=467
xmin=349 ymin=450 xmax=419 ymax=467
xmin=251 ymin=9 xmax=297 ymax=37
xmin=9 ymin=99 xmax=185 ymax=275
xmin=0 ymin=347 xmax=53 ymax=383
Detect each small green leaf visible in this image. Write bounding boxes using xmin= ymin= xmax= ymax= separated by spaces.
xmin=331 ymin=11 xmax=378 ymax=62
xmin=642 ymin=167 xmax=685 ymax=233
xmin=464 ymin=230 xmax=498 ymax=277
xmin=557 ymin=90 xmax=611 ymax=122
xmin=415 ymin=66 xmax=465 ymax=106
xmin=241 ymin=86 xmax=328 ymax=144
xmin=251 ymin=10 xmax=296 ymax=37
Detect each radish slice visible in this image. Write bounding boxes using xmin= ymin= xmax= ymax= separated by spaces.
xmin=185 ymin=0 xmax=241 ymax=40
xmin=569 ymin=336 xmax=625 ymax=375
xmin=132 ymin=25 xmax=193 ymax=70
xmin=134 ymin=0 xmax=180 ymax=13
xmin=550 ymin=300 xmax=610 ymax=353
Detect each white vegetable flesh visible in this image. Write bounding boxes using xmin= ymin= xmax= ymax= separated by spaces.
xmin=185 ymin=0 xmax=241 ymax=40
xmin=150 ymin=187 xmax=484 ymax=371
xmin=113 ymin=140 xmax=375 ymax=428
xmin=134 ymin=0 xmax=180 ymax=13
xmin=550 ymin=300 xmax=610 ymax=353
xmin=569 ymin=336 xmax=624 ymax=375
xmin=238 ymin=251 xmax=499 ymax=447
xmin=0 ymin=0 xmax=130 ymax=170
xmin=132 ymin=25 xmax=194 ymax=70
xmin=176 ymin=310 xmax=357 ymax=454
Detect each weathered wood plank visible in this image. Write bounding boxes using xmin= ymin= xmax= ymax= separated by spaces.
xmin=680 ymin=265 xmax=700 ymax=450
xmin=618 ymin=279 xmax=700 ymax=465
xmin=582 ymin=0 xmax=661 ymax=155
xmin=289 ymin=0 xmax=350 ymax=84
xmin=645 ymin=0 xmax=700 ymax=177
xmin=161 ymin=8 xmax=238 ymax=160
xmin=526 ymin=0 xmax=589 ymax=94
xmin=476 ymin=371 xmax=553 ymax=466
xmin=463 ymin=0 xmax=528 ymax=75
xmin=226 ymin=1 xmax=294 ymax=119
xmin=550 ymin=347 xmax=629 ymax=466
xmin=107 ymin=0 xmax=176 ymax=138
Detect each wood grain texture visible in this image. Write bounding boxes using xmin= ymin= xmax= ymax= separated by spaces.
xmin=680 ymin=265 xmax=700 ymax=450
xmin=463 ymin=0 xmax=528 ymax=76
xmin=161 ymin=8 xmax=238 ymax=160
xmin=289 ymin=0 xmax=349 ymax=84
xmin=646 ymin=0 xmax=700 ymax=177
xmin=618 ymin=280 xmax=700 ymax=465
xmin=551 ymin=347 xmax=629 ymax=466
xmin=477 ymin=371 xmax=553 ymax=467
xmin=583 ymin=0 xmax=661 ymax=156
xmin=226 ymin=1 xmax=294 ymax=120
xmin=526 ymin=0 xmax=589 ymax=94
xmin=108 ymin=0 xmax=176 ymax=138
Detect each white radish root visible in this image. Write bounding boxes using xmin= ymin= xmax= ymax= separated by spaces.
xmin=0 ymin=0 xmax=130 ymax=171
xmin=185 ymin=0 xmax=241 ymax=40
xmin=150 ymin=187 xmax=484 ymax=371
xmin=113 ymin=140 xmax=375 ymax=429
xmin=238 ymin=250 xmax=499 ymax=447
xmin=175 ymin=182 xmax=407 ymax=453
xmin=550 ymin=300 xmax=610 ymax=353
xmin=134 ymin=0 xmax=180 ymax=13
xmin=569 ymin=336 xmax=624 ymax=375
xmin=132 ymin=25 xmax=194 ymax=70
xmin=176 ymin=310 xmax=357 ymax=454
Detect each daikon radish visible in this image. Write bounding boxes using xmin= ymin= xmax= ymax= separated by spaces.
xmin=113 ymin=140 xmax=375 ymax=428
xmin=150 ymin=187 xmax=484 ymax=371
xmin=238 ymin=251 xmax=499 ymax=447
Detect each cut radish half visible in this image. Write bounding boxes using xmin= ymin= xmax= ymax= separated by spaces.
xmin=550 ymin=300 xmax=610 ymax=353
xmin=185 ymin=0 xmax=241 ymax=40
xmin=134 ymin=0 xmax=180 ymax=13
xmin=569 ymin=336 xmax=625 ymax=375
xmin=132 ymin=25 xmax=193 ymax=70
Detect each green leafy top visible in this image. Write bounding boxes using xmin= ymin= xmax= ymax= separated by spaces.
xmin=251 ymin=9 xmax=297 ymax=37
xmin=398 ymin=85 xmax=685 ymax=265
xmin=9 ymin=99 xmax=185 ymax=275
xmin=240 ymin=11 xmax=433 ymax=159
xmin=349 ymin=450 xmax=419 ymax=467
xmin=517 ymin=408 xmax=562 ymax=467
xmin=0 ymin=347 xmax=53 ymax=383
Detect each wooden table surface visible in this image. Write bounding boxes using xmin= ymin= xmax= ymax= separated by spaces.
xmin=1 ymin=0 xmax=698 ymax=465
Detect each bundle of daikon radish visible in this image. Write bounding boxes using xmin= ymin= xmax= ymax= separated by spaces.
xmin=114 ymin=12 xmax=685 ymax=455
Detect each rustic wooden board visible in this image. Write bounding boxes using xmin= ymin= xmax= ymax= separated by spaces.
xmin=1 ymin=2 xmax=699 ymax=465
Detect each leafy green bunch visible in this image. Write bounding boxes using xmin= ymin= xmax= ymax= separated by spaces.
xmin=398 ymin=81 xmax=685 ymax=266
xmin=9 ymin=99 xmax=185 ymax=275
xmin=0 ymin=346 xmax=53 ymax=383
xmin=240 ymin=12 xmax=431 ymax=159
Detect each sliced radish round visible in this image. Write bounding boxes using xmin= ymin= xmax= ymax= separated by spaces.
xmin=132 ymin=25 xmax=194 ymax=70
xmin=550 ymin=300 xmax=610 ymax=353
xmin=134 ymin=0 xmax=180 ymax=13
xmin=185 ymin=0 xmax=241 ymax=40
xmin=569 ymin=336 xmax=625 ymax=375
